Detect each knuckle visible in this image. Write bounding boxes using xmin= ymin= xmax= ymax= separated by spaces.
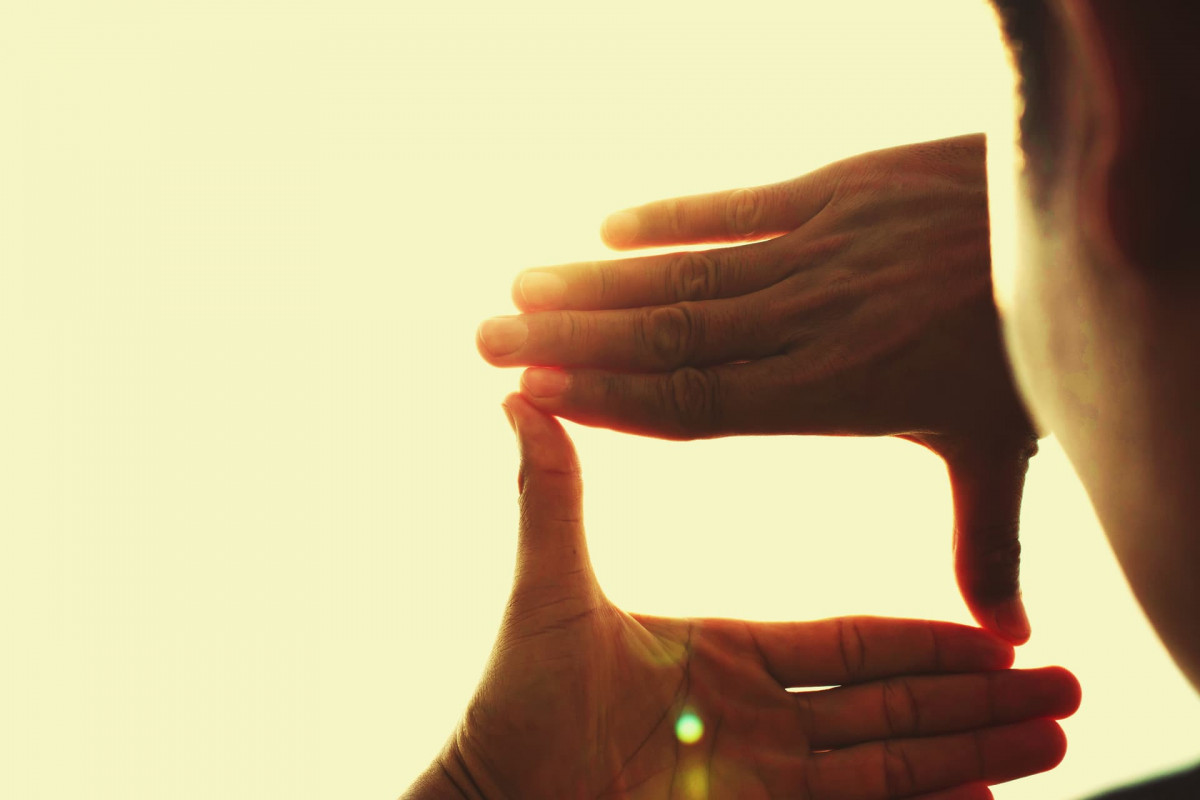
xmin=837 ymin=618 xmax=867 ymax=681
xmin=985 ymin=672 xmax=1000 ymax=724
xmin=644 ymin=305 xmax=699 ymax=370
xmin=794 ymin=231 xmax=854 ymax=273
xmin=927 ymin=620 xmax=945 ymax=672
xmin=660 ymin=366 xmax=721 ymax=438
xmin=792 ymin=692 xmax=817 ymax=746
xmin=667 ymin=251 xmax=721 ymax=302
xmin=965 ymin=533 xmax=1023 ymax=601
xmin=599 ymin=373 xmax=626 ymax=406
xmin=561 ymin=310 xmax=586 ymax=349
xmin=970 ymin=729 xmax=988 ymax=780
xmin=595 ymin=261 xmax=621 ymax=304
xmin=980 ymin=534 xmax=1022 ymax=570
xmin=881 ymin=678 xmax=921 ymax=737
xmin=881 ymin=740 xmax=919 ymax=797
xmin=801 ymin=759 xmax=817 ymax=800
xmin=725 ymin=187 xmax=764 ymax=238
xmin=662 ymin=197 xmax=685 ymax=237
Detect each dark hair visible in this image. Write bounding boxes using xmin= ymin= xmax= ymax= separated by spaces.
xmin=989 ymin=0 xmax=1063 ymax=207
xmin=990 ymin=2 xmax=1200 ymax=271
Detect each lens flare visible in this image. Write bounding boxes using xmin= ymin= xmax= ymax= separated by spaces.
xmin=682 ymin=764 xmax=708 ymax=797
xmin=675 ymin=711 xmax=704 ymax=744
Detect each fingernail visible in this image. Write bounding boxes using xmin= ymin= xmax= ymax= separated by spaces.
xmin=478 ymin=317 xmax=528 ymax=357
xmin=602 ymin=211 xmax=638 ymax=245
xmin=522 ymin=368 xmax=568 ymax=398
xmin=995 ymin=599 xmax=1031 ymax=644
xmin=519 ymin=272 xmax=566 ymax=309
xmin=501 ymin=402 xmax=517 ymax=433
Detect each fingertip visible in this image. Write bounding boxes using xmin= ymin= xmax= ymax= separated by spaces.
xmin=510 ymin=274 xmax=529 ymax=312
xmin=514 ymin=271 xmax=567 ymax=311
xmin=474 ymin=324 xmax=493 ymax=361
xmin=975 ymin=599 xmax=1031 ymax=646
xmin=999 ymin=718 xmax=1070 ymax=776
xmin=941 ymin=624 xmax=1015 ymax=671
xmin=1039 ymin=719 xmax=1069 ymax=771
xmin=997 ymin=598 xmax=1031 ymax=644
xmin=501 ymin=398 xmax=517 ymax=433
xmin=503 ymin=392 xmax=577 ymax=466
xmin=601 ymin=210 xmax=639 ymax=249
xmin=980 ymin=633 xmax=1017 ymax=670
xmin=996 ymin=639 xmax=1017 ymax=670
xmin=1034 ymin=717 xmax=1068 ymax=762
xmin=1042 ymin=665 xmax=1083 ymax=717
xmin=520 ymin=367 xmax=569 ymax=402
xmin=979 ymin=719 xmax=1069 ymax=785
xmin=502 ymin=391 xmax=534 ymax=430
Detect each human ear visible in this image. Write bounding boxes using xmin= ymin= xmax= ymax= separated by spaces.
xmin=1058 ymin=0 xmax=1200 ymax=280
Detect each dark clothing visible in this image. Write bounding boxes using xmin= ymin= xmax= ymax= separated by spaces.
xmin=1085 ymin=763 xmax=1200 ymax=800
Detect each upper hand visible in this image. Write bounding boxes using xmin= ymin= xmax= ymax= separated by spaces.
xmin=476 ymin=134 xmax=1040 ymax=643
xmin=409 ymin=394 xmax=1079 ymax=800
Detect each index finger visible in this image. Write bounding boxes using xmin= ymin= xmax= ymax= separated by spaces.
xmin=601 ymin=172 xmax=836 ymax=250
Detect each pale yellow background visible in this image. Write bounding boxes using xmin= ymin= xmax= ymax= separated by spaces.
xmin=2 ymin=2 xmax=1198 ymax=799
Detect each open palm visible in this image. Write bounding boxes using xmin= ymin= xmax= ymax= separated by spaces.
xmin=422 ymin=395 xmax=1079 ymax=800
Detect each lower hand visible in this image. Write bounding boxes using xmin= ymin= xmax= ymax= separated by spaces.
xmin=404 ymin=395 xmax=1079 ymax=799
xmin=476 ymin=134 xmax=1039 ymax=644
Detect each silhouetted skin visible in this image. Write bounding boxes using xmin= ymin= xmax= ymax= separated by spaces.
xmin=403 ymin=395 xmax=1080 ymax=800
xmin=477 ymin=0 xmax=1200 ymax=702
xmin=477 ymin=134 xmax=1039 ymax=645
xmin=992 ymin=0 xmax=1200 ymax=697
xmin=425 ymin=2 xmax=1200 ymax=796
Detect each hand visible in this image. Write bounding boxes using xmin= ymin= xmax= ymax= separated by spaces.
xmin=476 ymin=134 xmax=1040 ymax=643
xmin=404 ymin=394 xmax=1079 ymax=800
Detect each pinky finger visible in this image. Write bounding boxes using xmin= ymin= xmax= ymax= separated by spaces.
xmin=600 ymin=174 xmax=835 ymax=250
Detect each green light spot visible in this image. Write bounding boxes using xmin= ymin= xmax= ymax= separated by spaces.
xmin=675 ymin=711 xmax=704 ymax=744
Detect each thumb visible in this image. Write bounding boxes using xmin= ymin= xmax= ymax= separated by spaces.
xmin=501 ymin=392 xmax=597 ymax=598
xmin=944 ymin=440 xmax=1038 ymax=645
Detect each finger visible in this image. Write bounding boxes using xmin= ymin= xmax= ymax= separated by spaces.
xmin=517 ymin=361 xmax=797 ymax=441
xmin=500 ymin=392 xmax=597 ymax=596
xmin=798 ymin=666 xmax=1081 ymax=750
xmin=600 ymin=172 xmax=836 ymax=250
xmin=478 ymin=300 xmax=779 ymax=373
xmin=515 ymin=349 xmax=920 ymax=442
xmin=738 ymin=616 xmax=1014 ymax=689
xmin=943 ymin=440 xmax=1039 ymax=645
xmin=806 ymin=718 xmax=1067 ymax=800
xmin=511 ymin=239 xmax=791 ymax=313
xmin=905 ymin=784 xmax=993 ymax=800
